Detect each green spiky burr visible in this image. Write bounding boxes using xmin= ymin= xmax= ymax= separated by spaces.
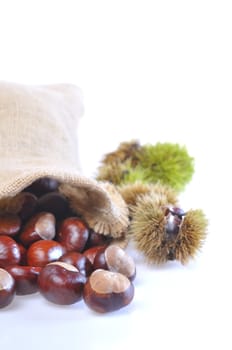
xmin=97 ymin=140 xmax=194 ymax=192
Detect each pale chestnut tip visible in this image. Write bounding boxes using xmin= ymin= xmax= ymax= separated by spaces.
xmin=89 ymin=269 xmax=131 ymax=294
xmin=47 ymin=261 xmax=79 ymax=272
xmin=105 ymin=245 xmax=136 ymax=281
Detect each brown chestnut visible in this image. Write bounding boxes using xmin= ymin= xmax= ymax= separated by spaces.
xmin=59 ymin=252 xmax=93 ymax=277
xmin=14 ymin=192 xmax=38 ymax=222
xmin=83 ymin=269 xmax=134 ymax=313
xmin=19 ymin=212 xmax=56 ymax=247
xmin=57 ymin=217 xmax=89 ymax=252
xmin=27 ymin=240 xmax=65 ymax=267
xmin=36 ymin=192 xmax=69 ymax=219
xmin=93 ymin=245 xmax=136 ymax=281
xmin=86 ymin=229 xmax=112 ymax=248
xmin=0 ymin=235 xmax=21 ymax=267
xmin=0 ymin=268 xmax=16 ymax=308
xmin=0 ymin=214 xmax=21 ymax=236
xmin=18 ymin=243 xmax=27 ymax=265
xmin=5 ymin=265 xmax=42 ymax=295
xmin=38 ymin=262 xmax=86 ymax=305
xmin=83 ymin=245 xmax=107 ymax=265
xmin=24 ymin=177 xmax=59 ymax=197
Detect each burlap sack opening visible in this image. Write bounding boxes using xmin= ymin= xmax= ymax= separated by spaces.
xmin=0 ymin=82 xmax=128 ymax=237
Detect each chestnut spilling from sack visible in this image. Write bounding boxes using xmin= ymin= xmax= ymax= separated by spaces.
xmin=0 ymin=178 xmax=136 ymax=313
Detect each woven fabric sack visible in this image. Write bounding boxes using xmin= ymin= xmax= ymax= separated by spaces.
xmin=0 ymin=81 xmax=128 ymax=237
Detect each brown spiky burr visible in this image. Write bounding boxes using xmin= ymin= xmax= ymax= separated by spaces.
xmin=97 ymin=162 xmax=128 ymax=185
xmin=119 ymin=181 xmax=178 ymax=207
xmin=175 ymin=209 xmax=208 ymax=263
xmin=129 ymin=193 xmax=208 ymax=264
xmin=97 ymin=140 xmax=142 ymax=184
xmin=101 ymin=140 xmax=141 ymax=165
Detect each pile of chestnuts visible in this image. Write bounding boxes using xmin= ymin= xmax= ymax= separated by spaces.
xmin=0 ymin=178 xmax=136 ymax=313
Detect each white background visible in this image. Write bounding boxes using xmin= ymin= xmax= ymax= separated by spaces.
xmin=0 ymin=1 xmax=231 ymax=349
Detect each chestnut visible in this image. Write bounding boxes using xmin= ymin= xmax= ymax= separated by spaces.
xmin=0 ymin=235 xmax=21 ymax=267
xmin=24 ymin=177 xmax=59 ymax=197
xmin=14 ymin=192 xmax=38 ymax=222
xmin=59 ymin=252 xmax=93 ymax=277
xmin=36 ymin=192 xmax=70 ymax=219
xmin=93 ymin=245 xmax=136 ymax=281
xmin=86 ymin=229 xmax=112 ymax=248
xmin=83 ymin=269 xmax=134 ymax=313
xmin=0 ymin=268 xmax=16 ymax=308
xmin=57 ymin=217 xmax=89 ymax=252
xmin=27 ymin=240 xmax=65 ymax=267
xmin=83 ymin=245 xmax=107 ymax=265
xmin=0 ymin=213 xmax=21 ymax=236
xmin=19 ymin=212 xmax=56 ymax=247
xmin=38 ymin=262 xmax=86 ymax=305
xmin=18 ymin=243 xmax=27 ymax=265
xmin=5 ymin=265 xmax=42 ymax=295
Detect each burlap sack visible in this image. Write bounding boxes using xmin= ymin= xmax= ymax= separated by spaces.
xmin=0 ymin=81 xmax=128 ymax=237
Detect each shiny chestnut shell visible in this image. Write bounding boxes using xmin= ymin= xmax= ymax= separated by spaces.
xmin=83 ymin=269 xmax=134 ymax=313
xmin=83 ymin=245 xmax=107 ymax=265
xmin=59 ymin=252 xmax=93 ymax=277
xmin=24 ymin=177 xmax=59 ymax=197
xmin=86 ymin=230 xmax=112 ymax=248
xmin=36 ymin=192 xmax=69 ymax=219
xmin=0 ymin=268 xmax=16 ymax=308
xmin=0 ymin=214 xmax=21 ymax=237
xmin=38 ymin=262 xmax=86 ymax=305
xmin=19 ymin=212 xmax=56 ymax=247
xmin=57 ymin=217 xmax=89 ymax=252
xmin=5 ymin=265 xmax=42 ymax=295
xmin=27 ymin=240 xmax=65 ymax=267
xmin=0 ymin=236 xmax=21 ymax=268
xmin=14 ymin=192 xmax=38 ymax=222
xmin=93 ymin=245 xmax=136 ymax=281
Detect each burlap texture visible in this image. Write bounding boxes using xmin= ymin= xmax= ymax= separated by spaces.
xmin=0 ymin=82 xmax=129 ymax=236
